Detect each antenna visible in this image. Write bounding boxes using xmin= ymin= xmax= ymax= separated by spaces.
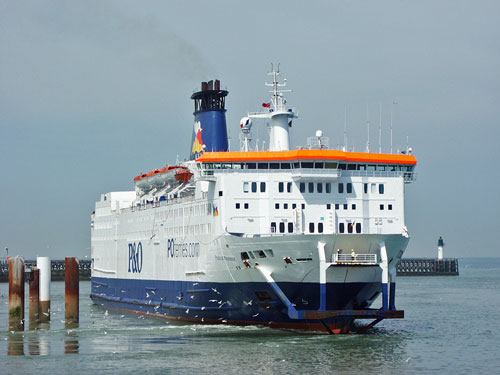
xmin=391 ymin=101 xmax=397 ymax=154
xmin=343 ymin=105 xmax=347 ymax=152
xmin=365 ymin=105 xmax=370 ymax=153
xmin=379 ymin=103 xmax=382 ymax=153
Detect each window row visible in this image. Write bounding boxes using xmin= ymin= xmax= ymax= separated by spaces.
xmin=308 ymin=222 xmax=325 ymax=233
xmin=299 ymin=182 xmax=355 ymax=194
xmin=235 ymin=203 xmax=250 ymax=209
xmin=241 ymin=249 xmax=274 ymax=260
xmin=271 ymin=222 xmax=294 ymax=234
xmin=363 ymin=183 xmax=385 ymax=194
xmin=338 ymin=222 xmax=362 ymax=234
xmin=202 ymin=161 xmax=414 ymax=172
xmin=243 ymin=182 xmax=266 ymax=193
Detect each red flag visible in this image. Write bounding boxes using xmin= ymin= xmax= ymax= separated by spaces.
xmin=262 ymin=102 xmax=271 ymax=108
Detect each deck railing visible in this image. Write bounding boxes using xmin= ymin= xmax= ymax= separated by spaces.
xmin=333 ymin=253 xmax=377 ymax=265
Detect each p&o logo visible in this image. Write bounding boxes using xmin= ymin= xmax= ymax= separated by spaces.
xmin=128 ymin=242 xmax=143 ymax=273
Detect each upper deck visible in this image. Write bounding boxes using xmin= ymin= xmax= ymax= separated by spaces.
xmin=197 ymin=150 xmax=417 ymax=165
xmin=196 ymin=150 xmax=417 ymax=183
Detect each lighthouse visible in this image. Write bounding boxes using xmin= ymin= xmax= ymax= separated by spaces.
xmin=437 ymin=236 xmax=445 ymax=260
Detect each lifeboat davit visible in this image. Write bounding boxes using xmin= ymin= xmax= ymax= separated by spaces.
xmin=175 ymin=169 xmax=193 ymax=183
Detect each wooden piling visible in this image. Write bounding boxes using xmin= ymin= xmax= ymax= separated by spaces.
xmin=29 ymin=269 xmax=40 ymax=327
xmin=65 ymin=257 xmax=79 ymax=324
xmin=8 ymin=257 xmax=25 ymax=331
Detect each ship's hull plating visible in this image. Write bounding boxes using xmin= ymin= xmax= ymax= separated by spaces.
xmin=90 ymin=277 xmax=378 ymax=333
xmin=91 ymin=233 xmax=408 ymax=332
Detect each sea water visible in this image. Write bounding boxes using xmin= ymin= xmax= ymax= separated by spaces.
xmin=1 ymin=258 xmax=499 ymax=374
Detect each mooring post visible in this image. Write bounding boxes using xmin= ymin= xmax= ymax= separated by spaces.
xmin=65 ymin=257 xmax=79 ymax=324
xmin=8 ymin=256 xmax=25 ymax=331
xmin=29 ymin=268 xmax=40 ymax=327
xmin=37 ymin=256 xmax=51 ymax=322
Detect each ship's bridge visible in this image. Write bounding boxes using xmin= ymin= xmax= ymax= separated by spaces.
xmin=196 ymin=150 xmax=417 ymax=183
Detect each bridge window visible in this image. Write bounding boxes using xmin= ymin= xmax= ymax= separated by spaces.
xmin=379 ymin=184 xmax=385 ymax=194
xmin=260 ymin=182 xmax=266 ymax=192
xmin=318 ymin=223 xmax=324 ymax=233
xmin=309 ymin=223 xmax=315 ymax=233
xmin=300 ymin=183 xmax=305 ymax=193
xmin=317 ymin=183 xmax=323 ymax=193
xmin=315 ymin=162 xmax=324 ymax=169
xmin=270 ymin=163 xmax=279 ymax=169
xmin=279 ymin=222 xmax=285 ymax=233
xmin=339 ymin=223 xmax=345 ymax=233
xmin=247 ymin=163 xmax=256 ymax=169
xmin=356 ymin=223 xmax=362 ymax=233
xmin=347 ymin=164 xmax=356 ymax=170
xmin=326 ymin=183 xmax=331 ymax=193
xmin=258 ymin=163 xmax=268 ymax=170
xmin=308 ymin=183 xmax=314 ymax=193
xmin=279 ymin=182 xmax=284 ymax=192
xmin=347 ymin=183 xmax=353 ymax=194
xmin=301 ymin=162 xmax=314 ymax=168
xmin=325 ymin=162 xmax=338 ymax=169
xmin=243 ymin=182 xmax=249 ymax=193
xmin=281 ymin=163 xmax=291 ymax=169
xmin=293 ymin=162 xmax=300 ymax=169
xmin=338 ymin=183 xmax=344 ymax=193
xmin=252 ymin=182 xmax=257 ymax=192
xmin=288 ymin=223 xmax=294 ymax=233
xmin=287 ymin=182 xmax=292 ymax=193
xmin=339 ymin=164 xmax=347 ymax=170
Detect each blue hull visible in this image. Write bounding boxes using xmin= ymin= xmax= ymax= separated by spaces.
xmin=91 ymin=277 xmax=381 ymax=332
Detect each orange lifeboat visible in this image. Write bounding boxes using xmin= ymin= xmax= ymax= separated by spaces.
xmin=175 ymin=169 xmax=193 ymax=183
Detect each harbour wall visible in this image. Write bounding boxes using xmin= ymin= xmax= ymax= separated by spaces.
xmin=0 ymin=259 xmax=91 ymax=283
xmin=396 ymin=258 xmax=459 ymax=276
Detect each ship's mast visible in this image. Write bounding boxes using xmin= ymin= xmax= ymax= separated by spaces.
xmin=247 ymin=65 xmax=297 ymax=151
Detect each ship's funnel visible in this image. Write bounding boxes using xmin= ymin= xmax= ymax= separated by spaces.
xmin=190 ymin=80 xmax=229 ymax=160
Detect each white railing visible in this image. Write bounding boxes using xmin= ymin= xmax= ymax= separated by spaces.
xmin=333 ymin=253 xmax=377 ymax=265
xmin=341 ymin=170 xmax=416 ymax=182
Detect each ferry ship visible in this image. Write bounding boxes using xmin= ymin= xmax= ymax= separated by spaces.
xmin=90 ymin=68 xmax=417 ymax=333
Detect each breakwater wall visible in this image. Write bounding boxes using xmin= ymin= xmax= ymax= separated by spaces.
xmin=0 ymin=259 xmax=91 ymax=282
xmin=396 ymin=258 xmax=459 ymax=276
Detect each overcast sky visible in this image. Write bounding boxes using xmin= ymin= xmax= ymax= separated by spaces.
xmin=1 ymin=0 xmax=499 ymax=259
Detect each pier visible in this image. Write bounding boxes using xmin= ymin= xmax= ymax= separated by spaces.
xmin=396 ymin=258 xmax=459 ymax=276
xmin=0 ymin=259 xmax=91 ymax=283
